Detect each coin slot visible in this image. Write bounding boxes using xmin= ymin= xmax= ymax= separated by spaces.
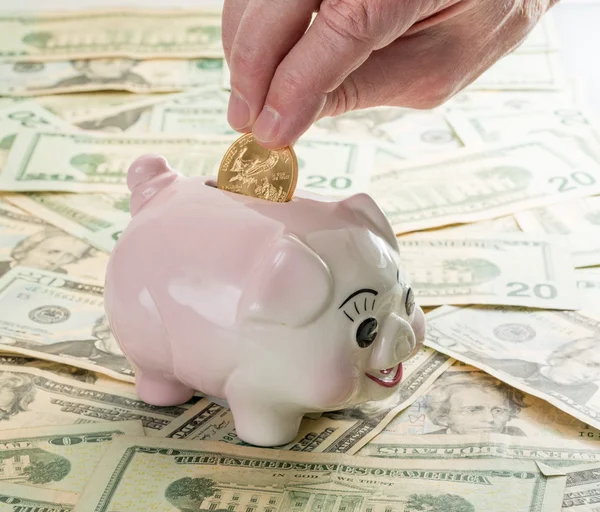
xmin=204 ymin=179 xmax=218 ymax=188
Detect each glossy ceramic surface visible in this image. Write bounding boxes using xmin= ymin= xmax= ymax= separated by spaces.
xmin=104 ymin=153 xmax=426 ymax=447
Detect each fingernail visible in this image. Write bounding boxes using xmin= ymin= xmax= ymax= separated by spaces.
xmin=228 ymin=90 xmax=250 ymax=130
xmin=253 ymin=106 xmax=281 ymax=144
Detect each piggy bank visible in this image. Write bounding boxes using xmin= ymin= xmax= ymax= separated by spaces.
xmin=104 ymin=154 xmax=426 ymax=447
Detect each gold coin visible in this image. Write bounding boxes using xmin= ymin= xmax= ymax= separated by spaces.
xmin=217 ymin=133 xmax=298 ymax=203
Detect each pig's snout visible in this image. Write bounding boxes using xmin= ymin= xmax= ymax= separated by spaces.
xmin=368 ymin=311 xmax=416 ymax=371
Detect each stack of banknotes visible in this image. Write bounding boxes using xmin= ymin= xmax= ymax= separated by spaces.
xmin=0 ymin=8 xmax=599 ymax=512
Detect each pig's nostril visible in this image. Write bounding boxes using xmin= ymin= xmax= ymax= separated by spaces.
xmin=204 ymin=179 xmax=218 ymax=188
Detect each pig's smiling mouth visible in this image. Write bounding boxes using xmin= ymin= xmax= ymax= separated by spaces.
xmin=366 ymin=364 xmax=403 ymax=388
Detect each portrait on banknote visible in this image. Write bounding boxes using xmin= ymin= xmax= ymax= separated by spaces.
xmin=0 ymin=226 xmax=94 ymax=277
xmin=0 ymin=371 xmax=35 ymax=422
xmin=476 ymin=337 xmax=600 ymax=404
xmin=54 ymin=59 xmax=148 ymax=88
xmin=423 ymin=372 xmax=528 ymax=436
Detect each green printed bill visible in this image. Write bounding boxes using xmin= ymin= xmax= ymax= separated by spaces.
xmin=154 ymin=348 xmax=453 ymax=454
xmin=562 ymin=461 xmax=600 ymax=511
xmin=149 ymin=101 xmax=464 ymax=156
xmin=0 ymin=266 xmax=133 ymax=381
xmin=577 ymin=270 xmax=600 ymax=319
xmin=0 ymin=483 xmax=79 ymax=511
xmin=72 ymin=435 xmax=566 ymax=512
xmin=37 ymin=91 xmax=174 ymax=122
xmin=0 ymin=355 xmax=195 ymax=433
xmin=515 ymin=197 xmax=600 ymax=268
xmin=445 ymin=107 xmax=600 ymax=147
xmin=0 ymin=9 xmax=223 ymax=62
xmin=0 ymin=420 xmax=143 ymax=492
xmin=514 ymin=12 xmax=560 ymax=53
xmin=0 ymin=100 xmax=74 ymax=169
xmin=0 ymin=199 xmax=109 ymax=282
xmin=0 ymin=130 xmax=375 ymax=197
xmin=424 ymin=305 xmax=600 ymax=431
xmin=397 ymin=234 xmax=579 ymax=309
xmin=360 ymin=432 xmax=600 ymax=469
xmin=75 ymin=85 xmax=230 ymax=133
xmin=467 ymin=51 xmax=566 ymax=91
xmin=0 ymin=58 xmax=223 ymax=96
xmin=370 ymin=136 xmax=600 ymax=234
xmin=382 ymin=362 xmax=600 ymax=442
xmin=445 ymin=107 xmax=600 ymax=165
xmin=5 ymin=192 xmax=130 ymax=254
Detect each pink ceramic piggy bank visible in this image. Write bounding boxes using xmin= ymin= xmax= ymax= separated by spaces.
xmin=104 ymin=154 xmax=426 ymax=447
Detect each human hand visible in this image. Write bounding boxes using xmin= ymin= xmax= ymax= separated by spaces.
xmin=223 ymin=0 xmax=559 ymax=149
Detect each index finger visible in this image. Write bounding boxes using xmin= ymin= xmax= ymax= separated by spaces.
xmin=227 ymin=0 xmax=320 ymax=131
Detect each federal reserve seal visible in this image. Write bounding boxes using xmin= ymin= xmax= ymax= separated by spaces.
xmin=493 ymin=323 xmax=536 ymax=342
xmin=28 ymin=305 xmax=71 ymax=324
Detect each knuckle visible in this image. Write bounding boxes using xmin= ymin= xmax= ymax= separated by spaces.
xmin=319 ymin=0 xmax=378 ymax=44
xmin=228 ymin=45 xmax=266 ymax=86
xmin=276 ymin=69 xmax=307 ymax=96
xmin=329 ymin=77 xmax=362 ymax=115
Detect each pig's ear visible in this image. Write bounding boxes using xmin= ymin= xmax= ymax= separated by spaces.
xmin=239 ymin=234 xmax=333 ymax=327
xmin=127 ymin=154 xmax=179 ymax=216
xmin=340 ymin=193 xmax=398 ymax=253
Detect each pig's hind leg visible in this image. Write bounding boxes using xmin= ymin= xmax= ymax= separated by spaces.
xmin=135 ymin=370 xmax=195 ymax=406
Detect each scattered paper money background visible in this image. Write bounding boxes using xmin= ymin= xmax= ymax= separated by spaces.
xmin=0 ymin=6 xmax=598 ymax=512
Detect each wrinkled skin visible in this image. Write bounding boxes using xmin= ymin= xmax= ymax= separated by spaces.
xmin=223 ymin=0 xmax=560 ymax=148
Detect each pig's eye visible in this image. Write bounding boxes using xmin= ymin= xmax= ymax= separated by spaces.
xmin=405 ymin=287 xmax=415 ymax=317
xmin=356 ymin=317 xmax=378 ymax=348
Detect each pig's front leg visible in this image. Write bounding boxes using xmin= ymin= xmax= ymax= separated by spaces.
xmin=227 ymin=395 xmax=304 ymax=447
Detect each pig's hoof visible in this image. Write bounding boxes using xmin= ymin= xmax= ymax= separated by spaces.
xmin=136 ymin=373 xmax=194 ymax=406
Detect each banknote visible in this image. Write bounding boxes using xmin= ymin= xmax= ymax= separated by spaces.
xmin=37 ymin=91 xmax=168 ymax=122
xmin=0 ymin=100 xmax=74 ymax=169
xmin=0 ymin=356 xmax=194 ymax=432
xmin=0 ymin=483 xmax=78 ymax=511
xmin=0 ymin=130 xmax=374 ymax=197
xmin=398 ymin=215 xmax=522 ymax=239
xmin=444 ymin=90 xmax=578 ymax=113
xmin=577 ymin=270 xmax=600 ymax=319
xmin=514 ymin=12 xmax=559 ymax=53
xmin=149 ymin=101 xmax=464 ymax=156
xmin=0 ymin=266 xmax=133 ymax=382
xmin=361 ymin=432 xmax=600 ymax=470
xmin=467 ymin=51 xmax=566 ymax=91
xmin=0 ymin=58 xmax=223 ymax=96
xmin=0 ymin=200 xmax=108 ymax=283
xmin=446 ymin=107 xmax=600 ymax=147
xmin=398 ymin=234 xmax=578 ymax=309
xmin=82 ymin=86 xmax=230 ymax=133
xmin=0 ymin=353 xmax=134 ymax=396
xmin=147 ymin=104 xmax=235 ymax=135
xmin=515 ymin=197 xmax=600 ymax=268
xmin=0 ymin=420 xmax=143 ymax=492
xmin=73 ymin=102 xmax=155 ymax=133
xmin=72 ymin=435 xmax=566 ymax=512
xmin=0 ymin=10 xmax=223 ymax=61
xmin=155 ymin=347 xmax=453 ymax=454
xmin=562 ymin=461 xmax=600 ymax=510
xmin=383 ymin=363 xmax=600 ymax=442
xmin=424 ymin=305 xmax=600 ymax=431
xmin=4 ymin=192 xmax=130 ymax=254
xmin=445 ymin=108 xmax=600 ymax=165
xmin=370 ymin=137 xmax=600 ymax=234
xmin=309 ymin=109 xmax=463 ymax=157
